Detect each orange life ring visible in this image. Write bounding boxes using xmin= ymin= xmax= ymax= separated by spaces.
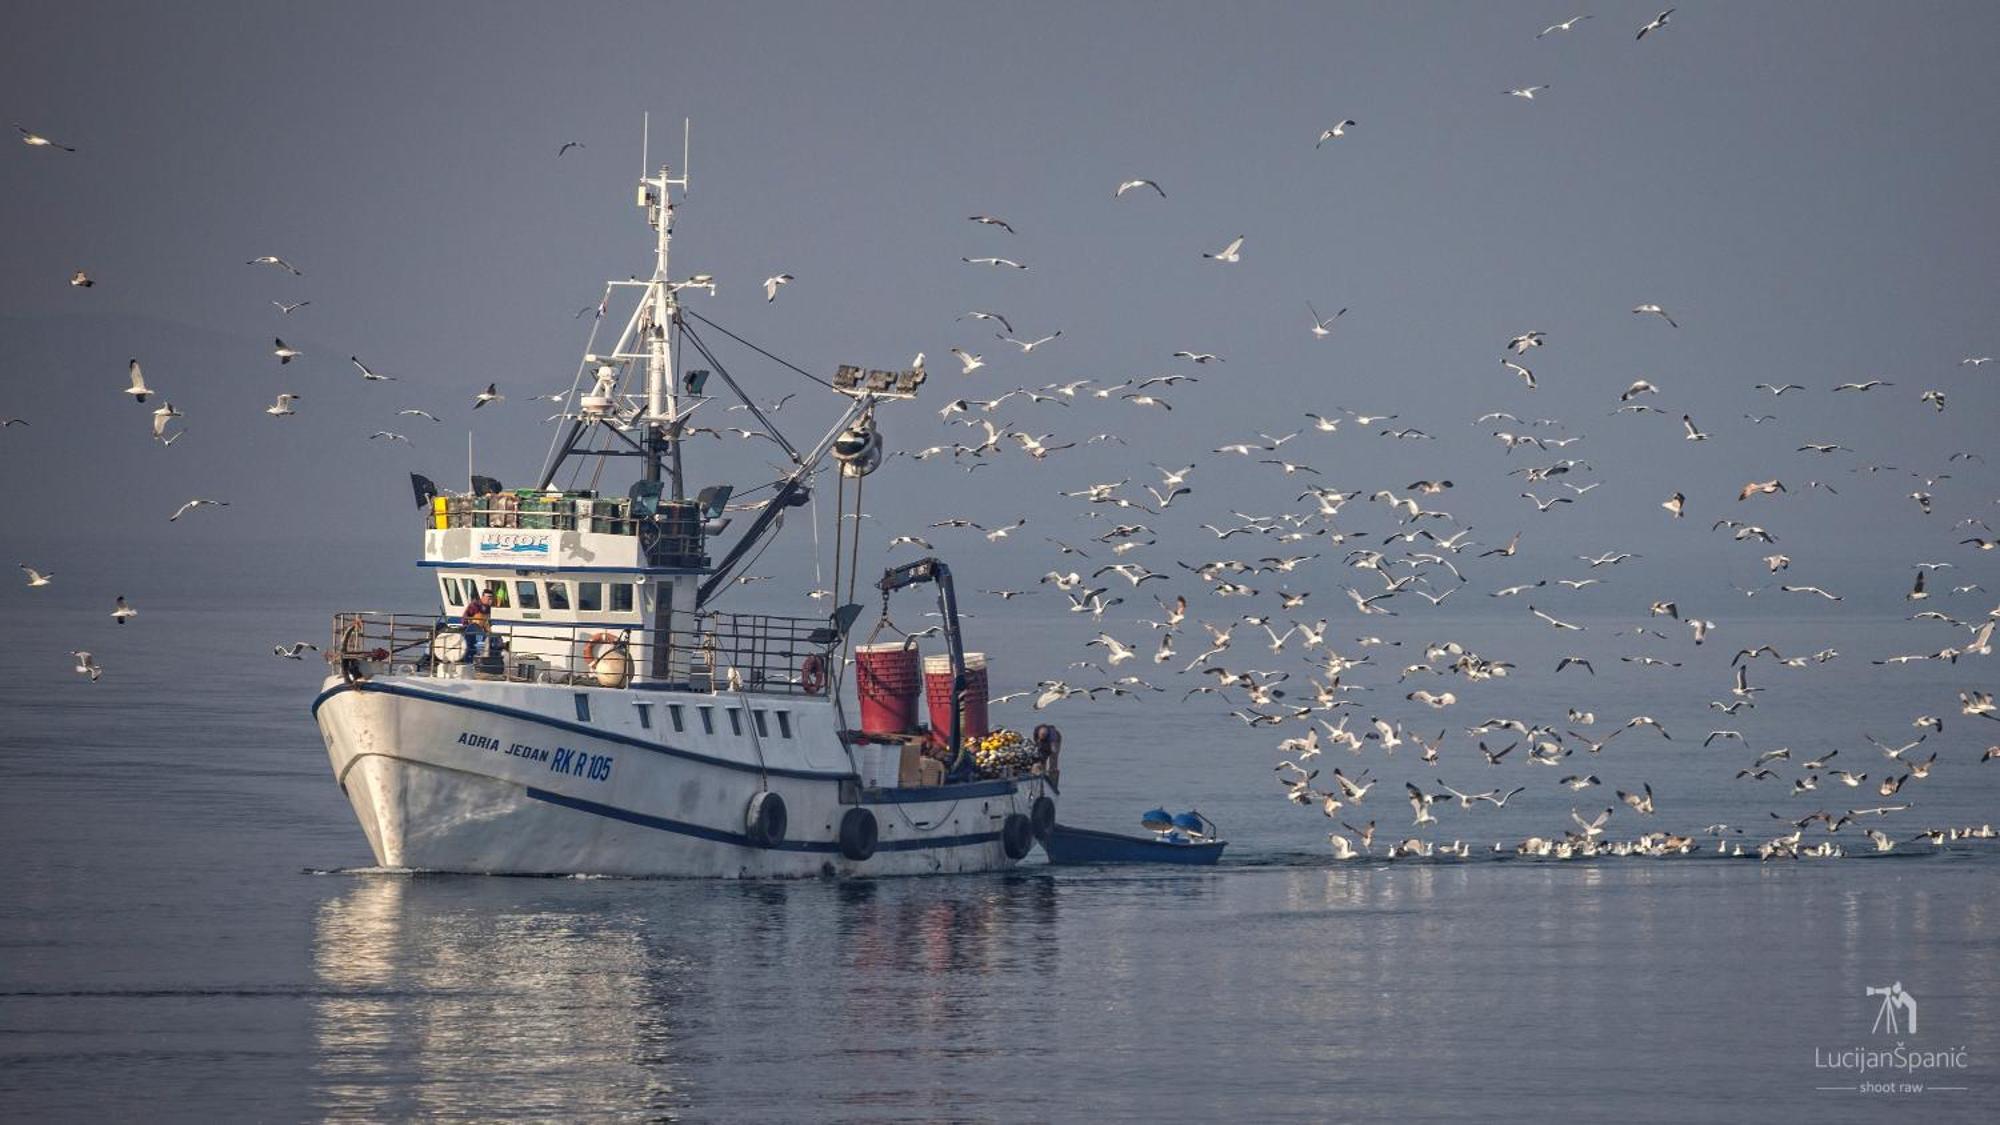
xmin=585 ymin=631 xmax=623 ymax=666
xmin=800 ymin=654 xmax=826 ymax=695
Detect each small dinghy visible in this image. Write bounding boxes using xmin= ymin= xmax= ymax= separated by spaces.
xmin=1043 ymin=808 xmax=1226 ymax=866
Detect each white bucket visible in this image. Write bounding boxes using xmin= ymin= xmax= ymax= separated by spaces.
xmin=854 ymin=744 xmax=898 ymax=788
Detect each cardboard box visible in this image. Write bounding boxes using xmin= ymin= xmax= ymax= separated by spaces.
xmin=898 ymin=743 xmax=926 ymax=786
xmin=917 ymin=757 xmax=945 ymax=787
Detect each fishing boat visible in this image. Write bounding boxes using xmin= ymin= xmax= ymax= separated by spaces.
xmin=313 ymin=139 xmax=1058 ymax=877
xmin=1042 ymin=810 xmax=1227 ymax=866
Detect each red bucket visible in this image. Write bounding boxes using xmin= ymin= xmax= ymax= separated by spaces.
xmin=923 ymin=652 xmax=989 ymax=738
xmin=855 ymin=642 xmax=922 ymax=735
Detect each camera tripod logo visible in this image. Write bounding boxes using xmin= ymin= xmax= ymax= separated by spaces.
xmin=1866 ymin=982 xmax=1918 ymax=1035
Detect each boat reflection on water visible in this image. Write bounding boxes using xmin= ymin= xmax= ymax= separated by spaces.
xmin=310 ymin=877 xmax=684 ymax=1120
xmin=306 ymin=872 xmax=1063 ymax=1119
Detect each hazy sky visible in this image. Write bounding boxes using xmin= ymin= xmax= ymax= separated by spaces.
xmin=3 ymin=1 xmax=1996 ymax=613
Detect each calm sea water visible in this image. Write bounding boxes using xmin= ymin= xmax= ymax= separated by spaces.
xmin=2 ymin=596 xmax=1996 ymax=1122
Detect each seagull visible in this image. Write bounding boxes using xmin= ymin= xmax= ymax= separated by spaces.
xmin=1635 ymin=8 xmax=1674 ymax=40
xmin=368 ymin=431 xmax=409 ymax=443
xmin=348 ymin=356 xmax=396 ymax=381
xmin=1681 ymin=415 xmax=1708 ymax=441
xmin=70 ymin=270 xmax=94 ymax=287
xmin=998 ymin=331 xmax=1063 ymax=353
xmin=1617 ymin=783 xmax=1656 ymax=815
xmin=1315 ymin=120 xmax=1356 ymax=147
xmin=951 ymin=348 xmax=985 ymax=374
xmin=1756 ymin=383 xmax=1806 ymax=395
xmin=273 ymin=338 xmax=302 ymax=364
xmin=1502 ymin=359 xmax=1537 ymax=389
xmin=557 ymin=141 xmax=584 ymax=156
xmin=1506 ymin=85 xmax=1551 ymax=100
xmin=150 ymin=402 xmax=182 ymax=438
xmin=265 ymin=393 xmax=301 ymax=417
xmin=70 ymin=651 xmax=101 ymax=681
xmin=1537 ymin=14 xmax=1591 ymax=37
xmin=1115 ymin=178 xmax=1166 ymax=198
xmin=1621 ymin=379 xmax=1659 ymax=401
xmin=762 ymin=274 xmax=793 ymax=302
xmin=1530 ymin=606 xmax=1584 ymax=631
xmin=1738 ymin=479 xmax=1786 ymax=501
xmin=968 ymin=215 xmax=1015 ymax=234
xmin=110 ymin=595 xmax=138 ymax=624
xmin=16 ymin=123 xmax=77 ymax=152
xmin=398 ymin=409 xmax=441 ymax=423
xmin=1633 ymin=303 xmax=1678 ymax=327
xmin=125 ymin=359 xmax=153 ymax=403
xmin=1960 ymin=356 xmax=1994 ymax=366
xmin=169 ymin=499 xmax=229 ymax=521
xmin=1202 ymin=235 xmax=1245 ymax=263
xmin=247 ymin=256 xmax=303 ymax=275
xmin=1307 ymin=304 xmax=1346 ymax=338
xmin=274 ymin=641 xmax=319 ymax=659
xmin=473 ymin=383 xmax=504 ymax=408
xmin=961 ymin=257 xmax=1026 ymax=269
xmin=1832 ymin=380 xmax=1891 ymax=392
xmin=958 ymin=310 xmax=1015 ymax=335
xmin=19 ymin=564 xmax=53 ymax=587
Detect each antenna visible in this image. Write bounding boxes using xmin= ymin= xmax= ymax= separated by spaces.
xmin=681 ymin=117 xmax=691 ymax=195
xmin=467 ymin=431 xmax=474 ymax=495
xmin=641 ymin=111 xmax=649 ymax=179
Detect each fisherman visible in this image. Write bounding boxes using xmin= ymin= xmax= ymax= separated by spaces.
xmin=462 ymin=588 xmax=495 ymax=659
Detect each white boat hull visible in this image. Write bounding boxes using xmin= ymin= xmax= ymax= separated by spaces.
xmin=313 ymin=675 xmax=1052 ymax=877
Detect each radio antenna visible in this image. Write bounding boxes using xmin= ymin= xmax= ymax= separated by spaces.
xmin=681 ymin=118 xmax=691 ymax=195
xmin=640 ymin=111 xmax=650 ymax=179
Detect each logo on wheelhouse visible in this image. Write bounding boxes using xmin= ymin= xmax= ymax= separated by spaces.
xmin=475 ymin=532 xmax=552 ymax=560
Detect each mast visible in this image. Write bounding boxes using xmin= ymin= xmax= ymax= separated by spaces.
xmin=637 ymin=131 xmax=690 ymax=498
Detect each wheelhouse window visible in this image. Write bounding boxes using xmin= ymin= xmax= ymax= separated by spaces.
xmin=545 ymin=581 xmax=571 ymax=611
xmin=697 ymin=705 xmax=715 ymax=735
xmin=775 ymin=711 xmax=793 ymax=739
xmin=752 ymin=710 xmax=769 ymax=738
xmin=484 ymin=580 xmax=510 ymax=608
xmin=442 ymin=577 xmax=465 ymax=607
xmin=634 ymin=702 xmax=652 ymax=730
xmin=726 ymin=708 xmax=743 ymax=736
xmin=667 ymin=704 xmax=685 ymax=733
xmin=577 ymin=582 xmax=603 ymax=612
xmin=514 ymin=580 xmax=541 ymax=610
xmin=610 ymin=583 xmax=635 ymax=613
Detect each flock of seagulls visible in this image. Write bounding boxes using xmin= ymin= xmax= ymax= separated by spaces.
xmin=10 ymin=13 xmax=1996 ymax=864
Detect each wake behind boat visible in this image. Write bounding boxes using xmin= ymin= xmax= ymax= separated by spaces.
xmin=313 ymin=144 xmax=1059 ymax=877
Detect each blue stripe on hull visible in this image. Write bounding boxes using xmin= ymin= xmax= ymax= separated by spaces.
xmin=524 ymin=787 xmax=1005 ymax=853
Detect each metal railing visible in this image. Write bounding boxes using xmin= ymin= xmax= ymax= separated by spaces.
xmin=330 ymin=610 xmax=836 ymax=696
xmin=423 ymin=496 xmax=708 ymax=567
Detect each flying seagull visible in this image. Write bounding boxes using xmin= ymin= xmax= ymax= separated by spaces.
xmin=968 ymin=215 xmax=1015 ymax=233
xmin=125 ymin=359 xmax=152 ymax=403
xmin=1636 ymin=9 xmax=1675 ymax=40
xmin=70 ymin=270 xmax=93 ymax=288
xmin=1633 ymin=303 xmax=1679 ymax=328
xmin=473 ymin=383 xmax=504 ymax=408
xmin=1537 ymin=14 xmax=1591 ymax=37
xmin=1315 ymin=120 xmax=1355 ymax=147
xmin=1507 ymin=85 xmax=1551 ymax=100
xmin=273 ymin=338 xmax=302 ymax=364
xmin=763 ymin=274 xmax=793 ymax=302
xmin=247 ymin=256 xmax=303 ymax=275
xmin=1308 ymin=304 xmax=1346 ymax=339
xmin=1202 ymin=235 xmax=1245 ymax=263
xmin=557 ymin=141 xmax=584 ymax=156
xmin=274 ymin=642 xmax=320 ymax=659
xmin=271 ymin=300 xmax=310 ymax=314
xmin=15 ymin=123 xmax=77 ymax=152
xmin=19 ymin=564 xmax=53 ymax=587
xmin=70 ymin=651 xmax=102 ymax=681
xmin=962 ymin=257 xmax=1026 ymax=269
xmin=349 ymin=356 xmax=396 ymax=381
xmin=266 ymin=393 xmax=301 ymax=417
xmin=169 ymin=498 xmax=229 ymax=522
xmin=111 ymin=595 xmax=138 ymax=624
xmin=1115 ymin=179 xmax=1166 ymax=199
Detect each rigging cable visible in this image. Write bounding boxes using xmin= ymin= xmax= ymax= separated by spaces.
xmin=681 ymin=308 xmax=838 ymax=390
